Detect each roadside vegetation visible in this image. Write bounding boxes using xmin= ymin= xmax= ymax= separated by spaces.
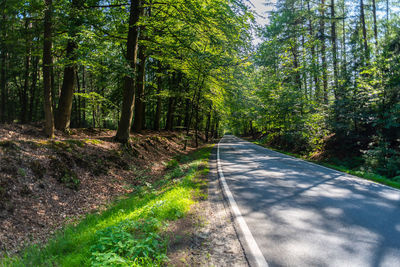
xmin=225 ymin=0 xmax=400 ymax=187
xmin=1 ymin=146 xmax=212 ymax=266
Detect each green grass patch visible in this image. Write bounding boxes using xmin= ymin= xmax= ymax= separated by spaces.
xmin=252 ymin=141 xmax=400 ymax=190
xmin=1 ymin=145 xmax=213 ymax=267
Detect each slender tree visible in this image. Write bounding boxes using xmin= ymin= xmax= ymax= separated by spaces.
xmin=43 ymin=0 xmax=55 ymax=137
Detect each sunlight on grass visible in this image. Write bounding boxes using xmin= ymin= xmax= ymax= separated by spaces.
xmin=1 ymin=146 xmax=213 ymax=267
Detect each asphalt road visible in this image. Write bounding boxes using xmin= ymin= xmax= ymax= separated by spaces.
xmin=218 ymin=135 xmax=400 ymax=267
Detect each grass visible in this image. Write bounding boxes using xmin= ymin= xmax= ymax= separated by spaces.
xmin=1 ymin=145 xmax=213 ymax=267
xmin=252 ymin=141 xmax=400 ymax=190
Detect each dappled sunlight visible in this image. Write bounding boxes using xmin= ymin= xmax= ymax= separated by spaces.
xmin=218 ymin=136 xmax=400 ymax=267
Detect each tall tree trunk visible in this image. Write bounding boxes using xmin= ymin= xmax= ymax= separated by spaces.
xmin=372 ymin=0 xmax=378 ymax=48
xmin=154 ymin=64 xmax=162 ymax=131
xmin=360 ymin=0 xmax=369 ymax=62
xmin=43 ymin=0 xmax=55 ymax=137
xmin=165 ymin=97 xmax=175 ymax=131
xmin=386 ymin=0 xmax=389 ymax=34
xmin=75 ymin=70 xmax=81 ymax=127
xmin=132 ymin=45 xmax=146 ymax=132
xmin=115 ymin=0 xmax=141 ymax=142
xmin=331 ymin=0 xmax=339 ymax=99
xmin=0 ymin=7 xmax=7 ymax=123
xmin=205 ymin=105 xmax=211 ymax=142
xmin=55 ymin=0 xmax=84 ymax=130
xmin=21 ymin=19 xmax=31 ymax=123
xmin=320 ymin=0 xmax=328 ymax=104
xmin=0 ymin=47 xmax=6 ymax=123
xmin=341 ymin=0 xmax=347 ymax=77
xmin=29 ymin=56 xmax=39 ymax=121
xmin=183 ymin=98 xmax=190 ymax=130
xmin=55 ymin=40 xmax=77 ymax=130
xmin=82 ymin=67 xmax=86 ymax=126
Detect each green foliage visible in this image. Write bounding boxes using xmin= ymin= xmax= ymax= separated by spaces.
xmin=164 ymin=159 xmax=179 ymax=170
xmin=1 ymin=146 xmax=213 ymax=266
xmin=89 ymin=218 xmax=167 ymax=266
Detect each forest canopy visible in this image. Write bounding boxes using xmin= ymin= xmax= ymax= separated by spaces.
xmin=1 ymin=0 xmax=400 ymax=178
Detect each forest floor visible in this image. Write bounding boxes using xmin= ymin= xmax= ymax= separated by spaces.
xmin=0 ymin=124 xmax=200 ymax=254
xmin=0 ymin=124 xmax=248 ymax=266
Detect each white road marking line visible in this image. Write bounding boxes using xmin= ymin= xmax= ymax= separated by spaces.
xmin=217 ymin=138 xmax=269 ymax=267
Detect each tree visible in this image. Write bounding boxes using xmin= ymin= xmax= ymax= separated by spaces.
xmin=43 ymin=0 xmax=55 ymax=137
xmin=115 ymin=0 xmax=142 ymax=142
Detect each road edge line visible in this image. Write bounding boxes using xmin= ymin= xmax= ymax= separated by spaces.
xmin=217 ymin=137 xmax=269 ymax=267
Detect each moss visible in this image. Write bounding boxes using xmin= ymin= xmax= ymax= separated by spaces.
xmin=65 ymin=139 xmax=86 ymax=148
xmin=83 ymin=139 xmax=103 ymax=145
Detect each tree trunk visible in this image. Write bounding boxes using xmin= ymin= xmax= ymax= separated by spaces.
xmin=341 ymin=0 xmax=347 ymax=77
xmin=55 ymin=40 xmax=77 ymax=130
xmin=386 ymin=0 xmax=389 ymax=34
xmin=331 ymin=0 xmax=339 ymax=99
xmin=0 ymin=43 xmax=6 ymax=123
xmin=115 ymin=0 xmax=141 ymax=142
xmin=43 ymin=0 xmax=55 ymax=138
xmin=82 ymin=67 xmax=86 ymax=127
xmin=75 ymin=70 xmax=81 ymax=127
xmin=165 ymin=97 xmax=175 ymax=131
xmin=29 ymin=56 xmax=39 ymax=122
xmin=320 ymin=0 xmax=328 ymax=104
xmin=132 ymin=45 xmax=146 ymax=132
xmin=360 ymin=0 xmax=369 ymax=62
xmin=153 ymin=62 xmax=162 ymax=131
xmin=372 ymin=0 xmax=378 ymax=48
xmin=205 ymin=105 xmax=211 ymax=142
xmin=21 ymin=19 xmax=31 ymax=123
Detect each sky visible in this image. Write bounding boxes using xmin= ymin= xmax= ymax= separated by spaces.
xmin=249 ymin=0 xmax=277 ymax=44
xmin=249 ymin=0 xmax=276 ymax=26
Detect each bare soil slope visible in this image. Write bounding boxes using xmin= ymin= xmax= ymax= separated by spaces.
xmin=0 ymin=124 xmax=200 ymax=254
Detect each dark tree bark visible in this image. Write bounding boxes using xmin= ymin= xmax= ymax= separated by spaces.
xmin=81 ymin=67 xmax=86 ymax=126
xmin=132 ymin=44 xmax=146 ymax=132
xmin=165 ymin=97 xmax=175 ymax=131
xmin=153 ymin=68 xmax=162 ymax=131
xmin=1 ymin=10 xmax=7 ymax=123
xmin=372 ymin=0 xmax=378 ymax=48
xmin=43 ymin=0 xmax=55 ymax=137
xmin=20 ymin=19 xmax=31 ymax=123
xmin=115 ymin=0 xmax=141 ymax=142
xmin=307 ymin=2 xmax=320 ymax=100
xmin=205 ymin=104 xmax=211 ymax=142
xmin=360 ymin=0 xmax=369 ymax=62
xmin=183 ymin=98 xmax=190 ymax=130
xmin=55 ymin=40 xmax=77 ymax=130
xmin=29 ymin=56 xmax=39 ymax=121
xmin=320 ymin=0 xmax=328 ymax=104
xmin=341 ymin=0 xmax=347 ymax=76
xmin=75 ymin=70 xmax=81 ymax=127
xmin=331 ymin=0 xmax=339 ymax=98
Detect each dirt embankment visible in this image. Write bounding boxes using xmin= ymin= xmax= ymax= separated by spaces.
xmin=0 ymin=124 xmax=203 ymax=255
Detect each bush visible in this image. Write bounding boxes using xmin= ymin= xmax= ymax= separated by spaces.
xmin=363 ymin=138 xmax=400 ymax=178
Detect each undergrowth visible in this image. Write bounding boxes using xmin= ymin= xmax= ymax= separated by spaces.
xmin=1 ymin=145 xmax=213 ymax=266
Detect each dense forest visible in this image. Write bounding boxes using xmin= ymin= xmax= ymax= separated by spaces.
xmin=226 ymin=0 xmax=400 ymax=180
xmin=1 ymin=0 xmax=400 ymax=177
xmin=0 ymin=0 xmax=253 ymax=143
xmin=1 ymin=0 xmax=400 ymax=265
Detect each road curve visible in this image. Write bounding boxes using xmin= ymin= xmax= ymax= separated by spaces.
xmin=218 ymin=135 xmax=400 ymax=267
